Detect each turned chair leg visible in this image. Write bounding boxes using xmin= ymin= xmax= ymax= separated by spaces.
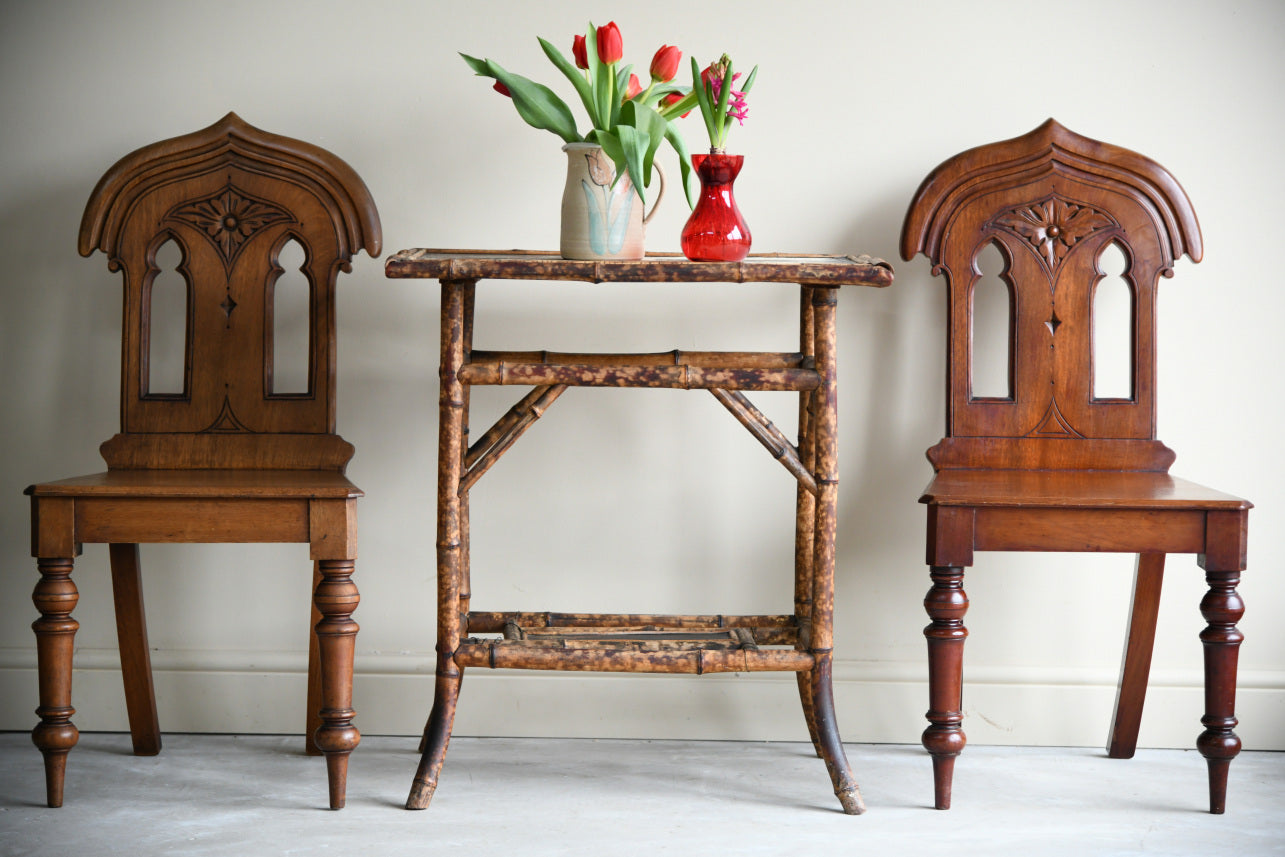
xmin=313 ymin=559 xmax=360 ymax=809
xmin=109 ymin=544 xmax=161 ymax=756
xmin=32 ymin=557 xmax=79 ymax=808
xmin=407 ymin=655 xmax=463 ymax=809
xmin=923 ymin=565 xmax=968 ymax=810
xmin=1198 ymin=568 xmax=1244 ymax=814
xmin=305 ymin=561 xmax=323 ymax=757
xmin=1108 ymin=552 xmax=1165 ymax=759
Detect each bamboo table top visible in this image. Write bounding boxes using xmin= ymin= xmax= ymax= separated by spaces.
xmin=384 ymin=249 xmax=894 ymax=288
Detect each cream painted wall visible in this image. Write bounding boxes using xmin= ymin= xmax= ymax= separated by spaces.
xmin=1 ymin=0 xmax=1281 ymax=752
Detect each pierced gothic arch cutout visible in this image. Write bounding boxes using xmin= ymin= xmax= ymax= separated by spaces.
xmin=268 ymin=236 xmax=312 ymax=396
xmin=971 ymin=240 xmax=1014 ymax=400
xmin=1093 ymin=241 xmax=1134 ymax=401
xmin=144 ymin=235 xmax=191 ymax=397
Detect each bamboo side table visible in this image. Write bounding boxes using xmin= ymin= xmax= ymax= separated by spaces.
xmin=385 ymin=250 xmax=894 ymax=814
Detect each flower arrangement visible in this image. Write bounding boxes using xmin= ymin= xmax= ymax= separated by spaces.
xmin=462 ymin=22 xmax=698 ymax=205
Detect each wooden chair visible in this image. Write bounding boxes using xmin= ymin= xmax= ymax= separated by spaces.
xmin=25 ymin=113 xmax=381 ymax=809
xmin=900 ymin=120 xmax=1250 ymax=813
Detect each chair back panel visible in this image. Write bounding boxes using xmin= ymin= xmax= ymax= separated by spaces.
xmin=79 ymin=114 xmax=381 ymax=469
xmin=901 ymin=120 xmax=1201 ymax=471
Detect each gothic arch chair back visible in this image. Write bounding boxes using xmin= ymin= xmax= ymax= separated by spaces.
xmin=25 ymin=113 xmax=381 ymax=809
xmin=900 ymin=119 xmax=1250 ymax=813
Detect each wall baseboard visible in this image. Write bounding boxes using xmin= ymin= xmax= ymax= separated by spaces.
xmin=2 ymin=648 xmax=1281 ymax=750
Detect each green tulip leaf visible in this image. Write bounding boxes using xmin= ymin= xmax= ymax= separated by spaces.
xmin=460 ymin=53 xmax=490 ymax=76
xmin=715 ymin=58 xmax=733 ymax=147
xmin=538 ymin=37 xmax=597 ymax=128
xmin=621 ymin=101 xmax=665 ymax=189
xmin=484 ymin=59 xmax=581 ymax=144
xmin=614 ymin=124 xmax=651 ymax=207
xmin=664 ymin=122 xmax=697 ymax=208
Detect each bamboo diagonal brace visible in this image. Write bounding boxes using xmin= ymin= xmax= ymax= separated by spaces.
xmin=710 ymin=388 xmax=818 ymax=496
xmin=459 ymin=385 xmax=567 ymax=494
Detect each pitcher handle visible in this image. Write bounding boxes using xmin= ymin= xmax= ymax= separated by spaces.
xmin=643 ymin=162 xmax=666 ymax=225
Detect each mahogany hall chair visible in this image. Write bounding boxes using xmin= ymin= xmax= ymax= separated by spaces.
xmin=25 ymin=113 xmax=381 ymax=809
xmin=899 ymin=120 xmax=1250 ymax=813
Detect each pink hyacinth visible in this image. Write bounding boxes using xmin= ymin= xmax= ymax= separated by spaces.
xmin=706 ymin=70 xmax=749 ymax=126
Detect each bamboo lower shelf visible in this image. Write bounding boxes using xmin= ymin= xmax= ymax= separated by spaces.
xmin=385 ymin=249 xmax=894 ymax=816
xmin=456 ymin=612 xmax=812 ymax=674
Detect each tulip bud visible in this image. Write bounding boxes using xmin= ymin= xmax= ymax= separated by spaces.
xmin=572 ymin=34 xmax=588 ymax=70
xmin=661 ymin=92 xmax=693 ymax=118
xmin=596 ymin=21 xmax=623 ymax=65
xmin=624 ymin=73 xmax=642 ymax=101
xmin=492 ymin=80 xmax=511 ymax=97
xmin=649 ymin=45 xmax=681 ymax=83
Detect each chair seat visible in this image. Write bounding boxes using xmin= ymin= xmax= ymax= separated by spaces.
xmin=921 ymin=470 xmax=1249 ymax=511
xmin=27 ymin=469 xmax=362 ymax=499
xmin=27 ymin=470 xmax=362 ymax=546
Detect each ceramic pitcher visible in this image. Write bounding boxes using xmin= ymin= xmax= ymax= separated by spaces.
xmin=560 ymin=142 xmax=664 ymax=261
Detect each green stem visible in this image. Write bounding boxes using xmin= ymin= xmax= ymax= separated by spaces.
xmin=604 ymin=64 xmax=616 ymax=123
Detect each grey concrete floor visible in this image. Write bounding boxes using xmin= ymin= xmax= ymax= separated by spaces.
xmin=0 ymin=733 xmax=1280 ymax=856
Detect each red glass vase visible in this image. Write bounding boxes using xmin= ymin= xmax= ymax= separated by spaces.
xmin=681 ymin=153 xmax=751 ymax=262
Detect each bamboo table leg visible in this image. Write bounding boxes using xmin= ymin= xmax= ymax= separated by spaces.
xmin=794 ymin=286 xmax=823 ymax=758
xmin=804 ymin=286 xmax=864 ymax=815
xmin=408 ymin=278 xmax=474 ymax=810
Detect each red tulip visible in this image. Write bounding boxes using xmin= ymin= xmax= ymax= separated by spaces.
xmin=596 ymin=21 xmax=623 ymax=65
xmin=661 ymin=92 xmax=692 ymax=118
xmin=624 ymin=73 xmax=642 ymax=101
xmin=649 ymin=45 xmax=681 ymax=82
xmin=492 ymin=80 xmax=511 ymax=97
xmin=572 ymin=34 xmax=588 ymax=70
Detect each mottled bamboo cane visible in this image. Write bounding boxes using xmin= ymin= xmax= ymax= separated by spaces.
xmin=484 ymin=635 xmax=748 ymax=650
xmin=458 ymin=362 xmax=819 ymax=391
xmin=385 ymin=250 xmax=895 ymax=289
xmin=466 ymin=386 xmax=553 ymax=469
xmin=470 ymin=349 xmax=808 ymax=369
xmin=466 ymin=611 xmax=796 ymax=633
xmin=421 ymin=282 xmax=477 ymax=755
xmin=459 ymin=385 xmax=567 ymax=494
xmin=795 ymin=285 xmax=822 ymax=757
xmin=709 ymin=388 xmax=817 ymax=495
xmin=805 ymin=286 xmax=863 ymax=814
xmin=32 ymin=557 xmax=79 ymax=808
xmin=812 ymin=653 xmax=865 ymax=814
xmin=809 ymin=287 xmax=839 ymax=655
xmin=459 ymin=281 xmax=475 ymax=630
xmin=408 ymin=278 xmax=472 ymax=811
xmin=454 ymin=642 xmax=814 ymax=673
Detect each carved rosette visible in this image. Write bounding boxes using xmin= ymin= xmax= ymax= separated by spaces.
xmin=168 ymin=185 xmax=292 ymax=271
xmin=991 ymin=195 xmax=1116 ymax=273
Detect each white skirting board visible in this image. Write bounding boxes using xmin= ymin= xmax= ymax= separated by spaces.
xmin=1 ymin=647 xmax=1282 ymax=750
